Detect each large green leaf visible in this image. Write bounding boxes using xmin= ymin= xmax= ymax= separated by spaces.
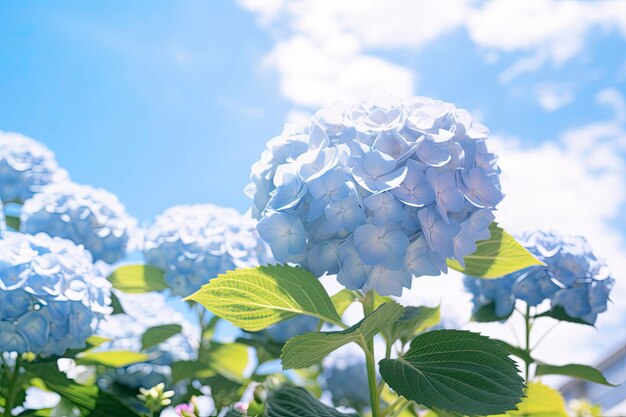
xmin=281 ymin=302 xmax=404 ymax=369
xmin=383 ymin=305 xmax=440 ymax=345
xmin=26 ymin=362 xmax=98 ymax=415
xmin=75 ymin=350 xmax=149 ymax=367
xmin=199 ymin=342 xmax=250 ymax=382
xmin=171 ymin=361 xmax=215 ymax=383
xmin=379 ymin=330 xmax=525 ymax=416
xmin=495 ymin=339 xmax=533 ymax=364
xmin=447 ymin=223 xmax=543 ymax=278
xmin=106 ymin=265 xmax=168 ymax=293
xmin=141 ymin=324 xmax=182 ymax=350
xmin=185 ymin=265 xmax=343 ymax=331
xmin=535 ymin=363 xmax=615 ymax=386
xmin=491 ymin=381 xmax=568 ymax=417
xmin=264 ymin=386 xmax=357 ymax=417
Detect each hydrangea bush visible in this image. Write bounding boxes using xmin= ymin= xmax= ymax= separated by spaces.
xmin=247 ymin=97 xmax=503 ymax=295
xmin=464 ymin=230 xmax=614 ymax=325
xmin=0 ymin=232 xmax=111 ymax=355
xmin=0 ymin=132 xmax=69 ymax=203
xmin=20 ymin=182 xmax=136 ymax=264
xmin=143 ymin=204 xmax=271 ymax=296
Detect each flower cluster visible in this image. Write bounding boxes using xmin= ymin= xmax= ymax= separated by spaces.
xmin=0 ymin=132 xmax=69 ymax=203
xmin=143 ymin=204 xmax=272 ymax=297
xmin=0 ymin=200 xmax=5 ymax=238
xmin=97 ymin=292 xmax=197 ymax=389
xmin=322 ymin=351 xmax=369 ymax=410
xmin=247 ymin=97 xmax=502 ymax=295
xmin=20 ymin=182 xmax=136 ymax=264
xmin=464 ymin=230 xmax=614 ymax=324
xmin=266 ymin=315 xmax=318 ymax=343
xmin=0 ymin=232 xmax=111 ymax=355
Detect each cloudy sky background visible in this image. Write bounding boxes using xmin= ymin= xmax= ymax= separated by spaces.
xmin=1 ymin=0 xmax=625 ymax=386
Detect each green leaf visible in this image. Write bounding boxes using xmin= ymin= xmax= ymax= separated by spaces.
xmin=495 ymin=340 xmax=533 ymax=364
xmin=491 ymin=381 xmax=568 ymax=417
xmin=200 ymin=375 xmax=243 ymax=411
xmin=472 ymin=302 xmax=514 ymax=323
xmin=26 ymin=362 xmax=98 ymax=415
xmin=383 ymin=305 xmax=440 ymax=345
xmin=236 ymin=337 xmax=283 ymax=364
xmin=535 ymin=363 xmax=615 ymax=386
xmin=185 ymin=265 xmax=343 ymax=331
xmin=89 ymin=391 xmax=142 ymax=417
xmin=535 ymin=306 xmax=593 ymax=326
xmin=199 ymin=342 xmax=250 ymax=382
xmin=379 ymin=329 xmax=525 ymax=416
xmin=171 ymin=361 xmax=215 ymax=383
xmin=447 ymin=223 xmax=543 ymax=278
xmin=110 ymin=292 xmax=126 ymax=315
xmin=281 ymin=302 xmax=404 ymax=369
xmin=140 ymin=324 xmax=182 ymax=350
xmin=106 ymin=265 xmax=168 ymax=293
xmin=6 ymin=214 xmax=20 ymax=230
xmin=264 ymin=386 xmax=357 ymax=417
xmin=75 ymin=350 xmax=149 ymax=367
xmin=331 ymin=289 xmax=358 ymax=317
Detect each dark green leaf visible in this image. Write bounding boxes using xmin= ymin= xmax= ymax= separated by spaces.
xmin=89 ymin=391 xmax=142 ymax=417
xmin=447 ymin=223 xmax=544 ymax=278
xmin=110 ymin=292 xmax=126 ymax=315
xmin=495 ymin=340 xmax=533 ymax=364
xmin=201 ymin=375 xmax=243 ymax=411
xmin=106 ymin=265 xmax=168 ymax=293
xmin=264 ymin=386 xmax=357 ymax=417
xmin=5 ymin=214 xmax=20 ymax=230
xmin=472 ymin=302 xmax=514 ymax=323
xmin=141 ymin=324 xmax=182 ymax=350
xmin=535 ymin=363 xmax=615 ymax=386
xmin=171 ymin=361 xmax=215 ymax=383
xmin=185 ymin=265 xmax=342 ymax=331
xmin=379 ymin=329 xmax=525 ymax=416
xmin=535 ymin=306 xmax=593 ymax=326
xmin=281 ymin=302 xmax=404 ymax=369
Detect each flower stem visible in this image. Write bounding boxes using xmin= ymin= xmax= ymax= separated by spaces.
xmin=524 ymin=304 xmax=532 ymax=381
xmin=362 ymin=291 xmax=382 ymax=417
xmin=4 ymin=355 xmax=22 ymax=417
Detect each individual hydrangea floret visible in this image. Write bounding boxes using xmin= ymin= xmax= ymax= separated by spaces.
xmin=464 ymin=230 xmax=614 ymax=324
xmin=20 ymin=182 xmax=136 ymax=264
xmin=0 ymin=132 xmax=69 ymax=203
xmin=322 ymin=348 xmax=370 ymax=411
xmin=0 ymin=232 xmax=111 ymax=355
xmin=97 ymin=292 xmax=197 ymax=389
xmin=143 ymin=204 xmax=272 ymax=297
xmin=246 ymin=96 xmax=503 ymax=295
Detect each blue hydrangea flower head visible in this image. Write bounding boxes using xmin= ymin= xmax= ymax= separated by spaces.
xmin=464 ymin=230 xmax=614 ymax=324
xmin=0 ymin=232 xmax=111 ymax=355
xmin=20 ymin=182 xmax=137 ymax=264
xmin=97 ymin=292 xmax=197 ymax=389
xmin=247 ymin=96 xmax=503 ymax=295
xmin=0 ymin=200 xmax=5 ymax=238
xmin=0 ymin=132 xmax=69 ymax=203
xmin=322 ymin=349 xmax=370 ymax=411
xmin=266 ymin=315 xmax=319 ymax=343
xmin=143 ymin=204 xmax=272 ymax=297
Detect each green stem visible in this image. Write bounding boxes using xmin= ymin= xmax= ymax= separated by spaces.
xmin=381 ymin=397 xmax=408 ymax=417
xmin=524 ymin=304 xmax=532 ymax=381
xmin=4 ymin=356 xmax=22 ymax=417
xmin=362 ymin=292 xmax=382 ymax=417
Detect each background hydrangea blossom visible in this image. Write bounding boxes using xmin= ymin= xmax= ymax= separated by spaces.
xmin=246 ymin=96 xmax=503 ymax=295
xmin=20 ymin=182 xmax=137 ymax=264
xmin=322 ymin=349 xmax=370 ymax=411
xmin=0 ymin=132 xmax=69 ymax=203
xmin=143 ymin=204 xmax=272 ymax=297
xmin=97 ymin=292 xmax=197 ymax=389
xmin=0 ymin=232 xmax=111 ymax=355
xmin=464 ymin=230 xmax=614 ymax=324
xmin=0 ymin=200 xmax=5 ymax=238
xmin=265 ymin=315 xmax=318 ymax=343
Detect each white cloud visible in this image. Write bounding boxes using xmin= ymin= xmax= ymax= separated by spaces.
xmin=264 ymin=35 xmax=414 ymax=108
xmin=533 ymin=82 xmax=575 ymax=112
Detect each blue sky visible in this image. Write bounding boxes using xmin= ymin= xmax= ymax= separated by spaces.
xmin=2 ymin=0 xmax=626 ymax=371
